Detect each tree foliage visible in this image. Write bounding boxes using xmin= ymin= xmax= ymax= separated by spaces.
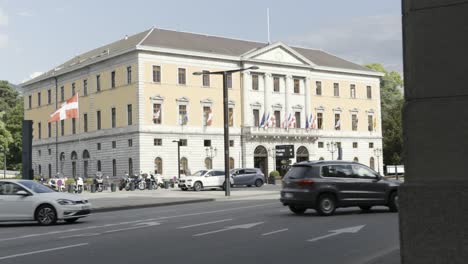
xmin=364 ymin=64 xmax=404 ymax=166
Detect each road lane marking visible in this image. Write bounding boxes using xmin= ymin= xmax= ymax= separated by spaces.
xmin=193 ymin=222 xmax=264 ymax=237
xmin=103 ymin=221 xmax=161 ymax=233
xmin=261 ymin=228 xmax=288 ymax=236
xmin=59 ymin=233 xmax=101 ymax=239
xmin=307 ymin=225 xmax=365 ymax=242
xmin=0 ymin=243 xmax=88 ymax=261
xmin=279 ymin=209 xmax=289 ymax=212
xmin=177 ymin=219 xmax=233 ymax=229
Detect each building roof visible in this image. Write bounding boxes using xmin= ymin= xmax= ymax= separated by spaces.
xmin=23 ymin=28 xmax=377 ymax=86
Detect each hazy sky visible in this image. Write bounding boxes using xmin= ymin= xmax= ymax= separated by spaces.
xmin=0 ymin=0 xmax=402 ymax=84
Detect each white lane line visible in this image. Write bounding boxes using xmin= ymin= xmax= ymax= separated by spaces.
xmin=59 ymin=233 xmax=101 ymax=239
xmin=261 ymin=228 xmax=289 ymax=236
xmin=177 ymin=219 xmax=233 ymax=229
xmin=0 ymin=243 xmax=88 ymax=261
xmin=279 ymin=209 xmax=289 ymax=213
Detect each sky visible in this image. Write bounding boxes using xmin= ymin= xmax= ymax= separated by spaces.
xmin=0 ymin=0 xmax=402 ymax=84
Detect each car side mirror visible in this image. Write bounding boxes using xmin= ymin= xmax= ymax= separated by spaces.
xmin=16 ymin=190 xmax=30 ymax=196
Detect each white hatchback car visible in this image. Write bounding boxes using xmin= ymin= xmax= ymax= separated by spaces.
xmin=0 ymin=180 xmax=91 ymax=225
xmin=178 ymin=170 xmax=234 ymax=191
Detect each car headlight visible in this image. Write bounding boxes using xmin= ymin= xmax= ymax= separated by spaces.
xmin=57 ymin=199 xmax=77 ymax=205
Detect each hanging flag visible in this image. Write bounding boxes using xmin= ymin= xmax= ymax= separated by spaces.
xmin=153 ymin=109 xmax=161 ymax=120
xmin=335 ymin=119 xmax=341 ymax=129
xmin=305 ymin=114 xmax=310 ymax=129
xmin=206 ymin=109 xmax=213 ymax=126
xmin=281 ymin=113 xmax=287 ymax=128
xmin=288 ymin=114 xmax=296 ymax=128
xmin=312 ymin=114 xmax=317 ymax=129
xmin=48 ymin=94 xmax=79 ymax=123
xmin=259 ymin=112 xmax=266 ymax=127
xmin=269 ymin=114 xmax=276 ymax=128
xmin=263 ymin=112 xmax=270 ymax=128
xmin=373 ymin=116 xmax=377 ymax=130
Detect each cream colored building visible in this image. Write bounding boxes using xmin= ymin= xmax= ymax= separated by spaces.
xmin=22 ymin=28 xmax=384 ymax=179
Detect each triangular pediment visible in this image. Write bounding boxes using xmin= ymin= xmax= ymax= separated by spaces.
xmin=242 ymin=42 xmax=315 ymax=67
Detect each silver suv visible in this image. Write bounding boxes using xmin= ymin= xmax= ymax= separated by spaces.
xmin=230 ymin=168 xmax=265 ymax=187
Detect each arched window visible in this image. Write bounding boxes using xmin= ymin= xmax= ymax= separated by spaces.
xmin=129 ymin=158 xmax=133 ymax=175
xmin=181 ymin=157 xmax=188 ymax=175
xmin=296 ymin=146 xmax=309 ymax=163
xmin=370 ymin=157 xmax=375 ymax=170
xmin=59 ymin=152 xmax=66 ymax=173
xmin=97 ymin=160 xmax=101 ymax=172
xmin=353 ymin=157 xmax=359 ymax=162
xmin=205 ymin=157 xmax=213 ymax=170
xmin=71 ymin=151 xmax=77 ymax=178
xmin=112 ymin=159 xmax=117 ymax=176
xmin=319 ymin=157 xmax=324 ymax=161
xmin=229 ymin=157 xmax=235 ymax=169
xmin=82 ymin=150 xmax=90 ymax=178
xmin=155 ymin=157 xmax=163 ymax=174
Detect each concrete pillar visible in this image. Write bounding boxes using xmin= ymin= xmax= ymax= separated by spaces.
xmin=400 ymin=0 xmax=468 ymax=263
xmin=242 ymin=72 xmax=251 ymax=127
xmin=264 ymin=73 xmax=273 ymax=119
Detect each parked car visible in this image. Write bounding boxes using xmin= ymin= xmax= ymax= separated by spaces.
xmin=280 ymin=160 xmax=401 ymax=216
xmin=230 ymin=168 xmax=265 ymax=187
xmin=0 ymin=179 xmax=92 ymax=225
xmin=178 ymin=170 xmax=234 ymax=191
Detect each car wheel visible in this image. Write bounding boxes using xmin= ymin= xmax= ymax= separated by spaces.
xmin=35 ymin=205 xmax=57 ymax=225
xmin=289 ymin=205 xmax=307 ymax=215
xmin=193 ymin=182 xmax=202 ymax=192
xmin=316 ymin=194 xmax=337 ymax=216
xmin=247 ymin=185 xmax=252 ymax=187
xmin=65 ymin=218 xmax=79 ymax=224
xmin=388 ymin=192 xmax=398 ymax=212
xmin=254 ymin=179 xmax=264 ymax=187
xmin=359 ymin=206 xmax=372 ymax=211
xmin=181 ymin=188 xmax=188 ymax=191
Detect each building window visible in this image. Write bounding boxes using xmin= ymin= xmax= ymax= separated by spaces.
xmin=318 ymin=142 xmax=324 ymax=148
xmin=179 ymin=105 xmax=188 ymax=125
xmin=180 ymin=139 xmax=187 ymax=146
xmin=229 ymin=108 xmax=234 ymax=127
xmin=204 ymin=140 xmax=211 ymax=147
xmin=155 ymin=157 xmax=163 ymax=174
xmin=294 ymin=78 xmax=300 ymax=94
xmin=83 ymin=80 xmax=88 ymax=96
xmin=38 ymin=122 xmax=41 ymax=139
xmin=128 ymin=139 xmax=133 ymax=147
xmin=84 ymin=113 xmax=88 ymax=132
xmin=153 ymin=104 xmax=162 ymax=124
xmin=370 ymin=157 xmax=375 ymax=170
xmin=128 ymin=158 xmax=133 ymax=175
xmin=178 ymin=68 xmax=186 ymax=85
xmin=60 ymin=86 xmax=64 ymax=101
xmin=97 ymin=110 xmax=101 ymax=130
xmin=96 ymin=75 xmax=101 ymax=92
xmin=111 ymin=108 xmax=116 ymax=128
xmin=274 ymin=77 xmax=280 ymax=92
xmin=48 ymin=123 xmax=51 ymax=138
xmin=154 ymin=138 xmax=162 ymax=146
xmin=28 ymin=95 xmax=32 ymax=109
xmin=368 ymin=115 xmax=374 ymax=132
xmin=229 ymin=157 xmax=235 ymax=169
xmin=253 ymin=109 xmax=260 ymax=127
xmin=72 ymin=83 xmax=76 ymax=96
xmin=205 ymin=158 xmax=213 ymax=169
xmin=97 ymin=160 xmax=102 ymax=172
xmin=127 ymin=104 xmax=132 ymax=126
xmin=112 ymin=159 xmax=117 ymax=176
xmin=203 ymin=106 xmax=212 ymax=126
xmin=38 ymin=165 xmax=41 ymax=175
xmin=333 ymin=83 xmax=339 ymax=97
xmin=37 ymin=92 xmax=41 ymax=106
xmin=112 ymin=141 xmax=116 ymax=149
xmin=369 ymin=142 xmax=374 ymax=148
xmin=336 ymin=142 xmax=342 ymax=149
xmin=180 ymin=157 xmax=188 ymax=175
xmin=227 ymin=73 xmax=232 ymax=89
xmin=353 ymin=157 xmax=359 ymax=162
xmin=274 ymin=111 xmax=281 ymax=128
xmin=353 ymin=142 xmax=358 ymax=148
xmin=252 ymin=74 xmax=259 ymax=90
xmin=317 ymin=113 xmax=323 ymax=129
xmin=72 ymin=118 xmax=76 ymax=134
xmin=48 ymin=164 xmax=52 ymax=178
xmin=229 ymin=140 xmax=234 ymax=147
xmin=97 ymin=143 xmax=101 ymax=150
xmin=352 ymin=114 xmax=358 ymax=131
xmin=316 ymin=81 xmax=322 ymax=95
xmin=127 ymin=66 xmax=132 ymax=84
xmin=295 ymin=112 xmax=301 ymax=128
xmin=153 ymin=66 xmax=161 ymax=83
xmin=60 ymin=120 xmax=64 ymax=136
xmin=335 ymin=114 xmax=341 ymax=130
xmin=47 ymin=89 xmax=51 ymax=104
xmin=111 ymin=71 xmax=116 ymax=88
xmin=38 ymin=150 xmax=41 ymax=157
xmin=48 ymin=148 xmax=52 ymax=155
xmin=367 ymin=86 xmax=372 ymax=99
xmin=350 ymin=84 xmax=356 ymax=98
xmin=202 ymin=71 xmax=210 ymax=87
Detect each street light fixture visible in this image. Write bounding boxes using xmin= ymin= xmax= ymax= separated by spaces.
xmin=205 ymin=146 xmax=217 ymax=159
xmin=326 ymin=141 xmax=338 ymax=160
xmin=172 ymin=140 xmax=181 ymax=179
xmin=193 ymin=66 xmax=259 ymax=196
xmin=373 ymin=148 xmax=382 ymax=173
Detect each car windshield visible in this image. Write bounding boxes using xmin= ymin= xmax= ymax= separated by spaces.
xmin=284 ymin=166 xmax=315 ymax=179
xmin=19 ymin=180 xmax=55 ymax=193
xmin=191 ymin=170 xmax=208 ymax=177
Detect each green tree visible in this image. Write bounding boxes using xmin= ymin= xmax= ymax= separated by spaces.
xmin=0 ymin=112 xmax=13 ymax=170
xmin=364 ymin=64 xmax=404 ymax=166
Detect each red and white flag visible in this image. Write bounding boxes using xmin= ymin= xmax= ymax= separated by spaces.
xmin=206 ymin=109 xmax=213 ymax=126
xmin=48 ymin=94 xmax=79 ymax=123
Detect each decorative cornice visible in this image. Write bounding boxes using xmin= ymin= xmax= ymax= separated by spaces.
xmin=150 ymin=95 xmax=165 ymax=102
xmin=250 ymin=101 xmax=262 ymax=109
xmin=176 ymin=96 xmax=190 ymax=104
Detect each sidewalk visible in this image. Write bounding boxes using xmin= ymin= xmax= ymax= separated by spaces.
xmin=83 ymin=184 xmax=281 ymax=212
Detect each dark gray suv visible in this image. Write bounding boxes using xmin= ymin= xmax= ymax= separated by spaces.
xmin=280 ymin=161 xmax=400 ymax=216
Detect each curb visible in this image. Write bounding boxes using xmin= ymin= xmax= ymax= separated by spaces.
xmin=92 ymin=198 xmax=216 ymax=213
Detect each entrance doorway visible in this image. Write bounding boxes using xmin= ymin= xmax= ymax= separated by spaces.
xmin=296 ymin=146 xmax=309 ymax=163
xmin=253 ymin=146 xmax=268 ymax=176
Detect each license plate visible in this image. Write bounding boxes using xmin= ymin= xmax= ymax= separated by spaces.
xmin=82 ymin=205 xmax=90 ymax=210
xmin=284 ymin=193 xmax=293 ymax=198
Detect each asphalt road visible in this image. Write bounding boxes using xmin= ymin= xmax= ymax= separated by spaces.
xmin=0 ymin=199 xmax=400 ymax=264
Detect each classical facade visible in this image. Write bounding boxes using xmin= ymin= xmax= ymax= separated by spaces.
xmin=22 ymin=28 xmax=383 ymax=179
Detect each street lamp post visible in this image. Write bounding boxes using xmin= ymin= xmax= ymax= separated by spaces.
xmin=194 ymin=66 xmax=259 ymax=196
xmin=326 ymin=141 xmax=338 ymax=160
xmin=374 ymin=148 xmax=382 ymax=174
xmin=172 ymin=140 xmax=181 ymax=179
xmin=1 ymin=145 xmax=6 ymax=179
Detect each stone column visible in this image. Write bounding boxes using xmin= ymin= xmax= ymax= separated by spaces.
xmin=242 ymin=72 xmax=251 ymax=127
xmin=400 ymin=0 xmax=468 ymax=263
xmin=264 ymin=73 xmax=273 ymax=119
